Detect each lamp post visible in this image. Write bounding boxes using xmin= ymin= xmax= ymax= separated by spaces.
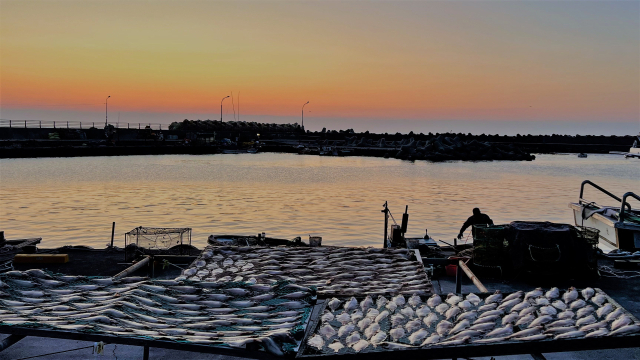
xmin=105 ymin=96 xmax=111 ymax=126
xmin=302 ymin=101 xmax=309 ymax=131
xmin=220 ymin=96 xmax=230 ymax=122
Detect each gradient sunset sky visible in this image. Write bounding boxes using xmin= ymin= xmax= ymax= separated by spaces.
xmin=1 ymin=1 xmax=638 ymax=134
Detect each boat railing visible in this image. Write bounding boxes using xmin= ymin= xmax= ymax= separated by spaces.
xmin=619 ymin=192 xmax=640 ymax=223
xmin=579 ymin=180 xmax=631 ymax=211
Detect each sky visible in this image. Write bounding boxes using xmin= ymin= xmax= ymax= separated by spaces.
xmin=1 ymin=1 xmax=639 ymax=135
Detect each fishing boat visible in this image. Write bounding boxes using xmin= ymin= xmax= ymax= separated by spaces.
xmin=610 ymin=133 xmax=640 ymax=158
xmin=568 ymin=180 xmax=640 ymax=252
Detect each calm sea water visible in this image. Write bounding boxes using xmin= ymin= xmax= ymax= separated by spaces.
xmin=0 ymin=153 xmax=638 ymax=248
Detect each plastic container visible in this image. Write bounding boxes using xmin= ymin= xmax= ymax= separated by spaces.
xmin=445 ymin=264 xmax=458 ymax=277
xmin=309 ymin=236 xmax=322 ymax=247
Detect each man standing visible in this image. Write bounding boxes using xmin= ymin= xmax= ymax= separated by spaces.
xmin=457 ymin=208 xmax=493 ymax=239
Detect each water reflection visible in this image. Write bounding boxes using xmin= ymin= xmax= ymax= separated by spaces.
xmin=1 ymin=154 xmax=637 ymax=248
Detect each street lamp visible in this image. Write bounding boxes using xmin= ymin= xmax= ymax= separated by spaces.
xmin=221 ymin=96 xmax=230 ymax=122
xmin=105 ymin=96 xmax=111 ymax=126
xmin=302 ymin=101 xmax=309 ymax=130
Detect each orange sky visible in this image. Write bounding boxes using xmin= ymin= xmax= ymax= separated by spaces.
xmin=1 ymin=1 xmax=638 ymax=124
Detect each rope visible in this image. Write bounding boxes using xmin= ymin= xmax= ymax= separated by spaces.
xmin=13 ymin=345 xmax=94 ymax=360
xmin=598 ymin=265 xmax=640 ymax=279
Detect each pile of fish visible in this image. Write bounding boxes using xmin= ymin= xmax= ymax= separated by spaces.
xmin=0 ymin=270 xmax=315 ymax=356
xmin=304 ymin=287 xmax=640 ymax=355
xmin=179 ymin=246 xmax=432 ymax=297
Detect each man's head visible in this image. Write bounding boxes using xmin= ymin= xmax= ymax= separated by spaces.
xmin=473 ymin=208 xmax=481 ymax=216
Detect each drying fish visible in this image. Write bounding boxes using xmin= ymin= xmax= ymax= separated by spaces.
xmin=524 ymin=288 xmax=543 ymax=300
xmin=581 ymin=287 xmax=595 ymax=300
xmin=47 ymin=289 xmax=76 ymax=295
xmin=417 ymin=334 xmax=440 ymax=348
xmin=457 ymin=300 xmax=473 ymax=312
xmin=366 ymin=308 xmax=380 ymax=319
xmin=528 ymin=315 xmax=553 ymax=328
xmin=576 ymin=305 xmax=595 ymax=318
xmin=445 ymin=306 xmax=461 ymax=320
xmin=427 ymin=294 xmax=442 ymax=307
xmin=405 ymin=319 xmax=422 ymax=333
xmin=436 ymin=320 xmax=453 ymax=336
xmin=545 ymin=287 xmax=560 ymax=299
xmin=576 ymin=315 xmax=597 ymax=327
xmin=478 ymin=303 xmax=498 ymax=313
xmin=468 ymin=322 xmax=495 ymax=332
xmin=435 ymin=303 xmax=449 ymax=315
xmin=555 ymin=330 xmax=585 ymax=339
xmin=515 ymin=314 xmax=535 ymax=327
xmin=473 ymin=336 xmax=508 ymax=344
xmin=514 ymin=334 xmax=549 ymax=341
xmin=343 ymin=297 xmax=358 ymax=311
xmin=437 ymin=336 xmax=471 ymax=346
xmin=389 ymin=327 xmax=406 ymax=340
xmin=511 ymin=301 xmax=531 ymax=313
xmin=8 ymin=279 xmax=38 ymax=288
xmin=328 ymin=340 xmax=345 ymax=353
xmin=449 ymin=319 xmax=470 ymax=335
xmin=385 ymin=301 xmax=398 ymax=313
xmin=400 ymin=306 xmax=415 ymax=318
xmin=376 ymin=295 xmax=389 ymax=309
xmin=350 ymin=310 xmax=364 ymax=323
xmin=611 ymin=315 xmax=632 ymax=331
xmin=547 ymin=319 xmax=575 ymax=328
xmin=497 ymin=298 xmax=520 ymax=312
xmin=389 ymin=314 xmax=405 ymax=327
xmin=609 ymin=324 xmax=640 ymax=336
xmin=100 ymin=309 xmax=130 ymax=318
xmin=335 ymin=312 xmax=351 ymax=325
xmin=364 ymin=323 xmax=380 ymax=339
xmin=544 ymin=326 xmax=577 ymax=335
xmin=327 ymin=298 xmax=341 ymax=311
xmin=585 ymin=328 xmax=610 ymax=338
xmin=338 ymin=323 xmax=356 ymax=337
xmin=563 ymin=287 xmax=578 ymax=303
xmin=374 ymin=310 xmax=390 ymax=323
xmin=407 ymin=294 xmax=422 ymax=307
xmin=345 ymin=331 xmax=361 ymax=346
xmin=465 ymin=293 xmax=481 ymax=305
xmin=484 ymin=324 xmax=513 ymax=338
xmin=351 ymin=339 xmax=370 ymax=352
xmin=320 ymin=324 xmax=337 ymax=339
xmin=539 ymin=306 xmax=557 ymax=316
xmin=595 ymin=303 xmax=613 ymax=319
xmin=321 ymin=312 xmax=335 ymax=323
xmin=479 ymin=309 xmax=503 ymax=319
xmin=222 ymin=288 xmax=249 ymax=296
xmin=592 ymin=293 xmax=607 ymax=306
xmin=445 ymin=294 xmax=462 ymax=306
xmin=569 ymin=299 xmax=586 ymax=310
xmin=349 ymin=314 xmax=369 ymax=329
xmin=38 ymin=279 xmax=66 ymax=287
xmin=535 ymin=298 xmax=550 ymax=306
xmin=415 ymin=305 xmax=431 ymax=318
xmin=557 ymin=310 xmax=575 ymax=320
xmin=501 ymin=312 xmax=520 ymax=326
xmin=605 ymin=308 xmax=624 ymax=322
xmin=360 ymin=296 xmax=373 ymax=311
xmin=406 ymin=328 xmax=429 ymax=344
xmin=485 ymin=291 xmax=502 ymax=304
xmin=508 ymin=326 xmax=542 ymax=339
xmin=551 ymin=300 xmax=567 ymax=311
xmin=502 ymin=291 xmax=523 ymax=303
xmin=580 ymin=320 xmax=608 ymax=332
xmin=474 ymin=314 xmax=499 ymax=325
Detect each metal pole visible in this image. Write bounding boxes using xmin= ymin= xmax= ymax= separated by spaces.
xmin=110 ymin=222 xmax=116 ymax=248
xmin=105 ymin=96 xmax=110 ymax=126
xmin=455 ymin=260 xmax=462 ymax=294
xmin=143 ymin=345 xmax=149 ymax=360
xmin=39 ymin=121 xmax=41 ymax=128
xmin=302 ymin=101 xmax=309 ymax=130
xmin=382 ymin=202 xmax=389 ymax=248
xmin=25 ymin=120 xmax=27 ymax=128
xmin=220 ymin=96 xmax=229 ymax=122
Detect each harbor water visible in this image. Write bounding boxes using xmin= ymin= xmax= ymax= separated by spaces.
xmin=1 ymin=153 xmax=638 ymax=248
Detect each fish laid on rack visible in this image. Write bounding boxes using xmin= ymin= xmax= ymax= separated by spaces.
xmin=303 ymin=287 xmax=640 ymax=355
xmin=0 ymin=271 xmax=312 ymax=357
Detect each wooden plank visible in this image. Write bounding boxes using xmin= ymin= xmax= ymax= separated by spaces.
xmin=113 ymin=256 xmax=150 ymax=280
xmin=13 ymin=254 xmax=68 ymax=264
xmin=458 ymin=260 xmax=488 ymax=293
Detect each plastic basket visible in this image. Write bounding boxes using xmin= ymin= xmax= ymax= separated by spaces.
xmin=575 ymin=226 xmax=600 ymax=245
